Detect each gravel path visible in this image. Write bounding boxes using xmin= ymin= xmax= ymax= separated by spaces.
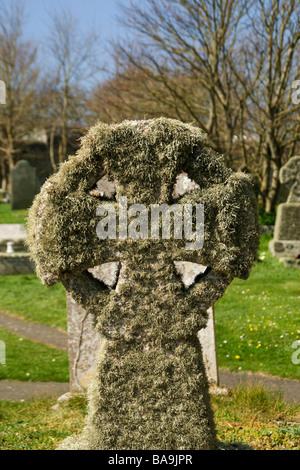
xmin=0 ymin=312 xmax=68 ymax=351
xmin=219 ymin=370 xmax=300 ymax=404
xmin=0 ymin=380 xmax=69 ymax=401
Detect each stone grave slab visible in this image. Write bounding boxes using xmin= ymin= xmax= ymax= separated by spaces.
xmin=10 ymin=160 xmax=37 ymax=210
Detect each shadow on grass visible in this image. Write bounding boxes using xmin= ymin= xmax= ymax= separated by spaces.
xmin=217 ymin=440 xmax=255 ymax=450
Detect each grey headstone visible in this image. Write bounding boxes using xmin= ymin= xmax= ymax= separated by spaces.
xmin=269 ymin=156 xmax=300 ymax=266
xmin=10 ymin=160 xmax=37 ymax=210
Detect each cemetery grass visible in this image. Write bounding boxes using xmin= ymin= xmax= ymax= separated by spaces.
xmin=215 ymin=234 xmax=300 ymax=380
xmin=0 ymin=327 xmax=69 ymax=382
xmin=0 ymin=203 xmax=28 ymax=225
xmin=0 ymin=386 xmax=299 ymax=450
xmin=0 ymin=274 xmax=67 ymax=331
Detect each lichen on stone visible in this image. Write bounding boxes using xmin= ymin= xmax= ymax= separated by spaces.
xmin=27 ymin=118 xmax=259 ymax=450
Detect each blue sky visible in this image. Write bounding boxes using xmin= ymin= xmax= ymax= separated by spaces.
xmin=2 ymin=0 xmax=137 ymax=80
xmin=21 ymin=0 xmax=132 ymax=42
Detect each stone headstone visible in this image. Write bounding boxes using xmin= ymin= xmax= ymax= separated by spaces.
xmin=28 ymin=118 xmax=259 ymax=450
xmin=67 ymin=295 xmax=218 ymax=391
xmin=10 ymin=160 xmax=37 ymax=210
xmin=68 ymin=178 xmax=219 ymax=390
xmin=269 ymin=156 xmax=300 ymax=267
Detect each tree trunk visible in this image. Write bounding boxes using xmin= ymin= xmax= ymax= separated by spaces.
xmin=265 ymin=159 xmax=280 ymax=213
xmin=0 ymin=158 xmax=8 ymax=192
xmin=49 ymin=124 xmax=57 ymax=172
xmin=260 ymin=145 xmax=271 ymax=209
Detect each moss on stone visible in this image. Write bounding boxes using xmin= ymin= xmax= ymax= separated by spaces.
xmin=27 ymin=118 xmax=259 ymax=450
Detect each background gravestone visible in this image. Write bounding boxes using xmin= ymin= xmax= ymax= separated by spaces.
xmin=28 ymin=118 xmax=259 ymax=450
xmin=10 ymin=160 xmax=37 ymax=210
xmin=0 ymin=224 xmax=34 ymax=275
xmin=269 ymin=156 xmax=300 ymax=268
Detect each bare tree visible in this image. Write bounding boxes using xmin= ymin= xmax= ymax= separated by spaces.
xmin=45 ymin=7 xmax=101 ymax=169
xmin=112 ymin=0 xmax=256 ymax=161
xmin=242 ymin=0 xmax=300 ymax=212
xmin=0 ymin=1 xmax=39 ymax=190
xmin=104 ymin=0 xmax=300 ymax=212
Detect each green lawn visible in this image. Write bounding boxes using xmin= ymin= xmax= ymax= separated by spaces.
xmin=0 ymin=203 xmax=28 ymax=225
xmin=0 ymin=385 xmax=299 ymax=450
xmin=0 ymin=328 xmax=69 ymax=382
xmin=0 ymin=274 xmax=67 ymax=331
xmin=215 ymin=234 xmax=300 ymax=380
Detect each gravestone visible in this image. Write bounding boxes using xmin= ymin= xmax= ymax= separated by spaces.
xmin=269 ymin=156 xmax=300 ymax=268
xmin=67 ymin=294 xmax=218 ymax=391
xmin=27 ymin=118 xmax=259 ymax=450
xmin=67 ymin=174 xmax=219 ymax=390
xmin=10 ymin=160 xmax=37 ymax=210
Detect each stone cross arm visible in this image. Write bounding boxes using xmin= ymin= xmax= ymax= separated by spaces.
xmin=279 ymin=156 xmax=300 ymax=203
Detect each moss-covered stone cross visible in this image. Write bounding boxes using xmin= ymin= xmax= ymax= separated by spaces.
xmin=27 ymin=118 xmax=259 ymax=450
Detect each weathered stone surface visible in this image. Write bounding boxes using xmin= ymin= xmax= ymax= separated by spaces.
xmin=282 ymin=257 xmax=300 ymax=268
xmin=0 ymin=253 xmax=35 ymax=275
xmin=67 ymin=294 xmax=101 ymax=390
xmin=198 ymin=307 xmax=219 ymax=385
xmin=0 ymin=224 xmax=27 ymax=241
xmin=273 ymin=204 xmax=300 ymax=242
xmin=279 ymin=156 xmax=300 ymax=203
xmin=88 ymin=262 xmax=120 ymax=288
xmin=10 ymin=160 xmax=37 ymax=210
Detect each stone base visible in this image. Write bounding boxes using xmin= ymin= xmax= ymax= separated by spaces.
xmin=269 ymin=240 xmax=300 ymax=257
xmin=0 ymin=241 xmax=26 ymax=253
xmin=280 ymin=257 xmax=300 ymax=269
xmin=0 ymin=253 xmax=35 ymax=275
xmin=0 ymin=224 xmax=27 ymax=253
